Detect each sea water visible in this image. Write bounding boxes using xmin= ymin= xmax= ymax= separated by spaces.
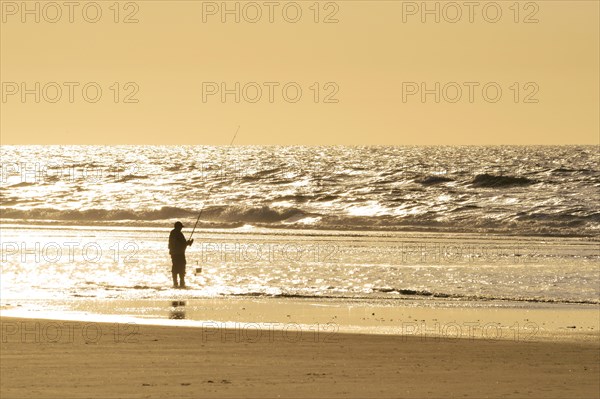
xmin=1 ymin=146 xmax=598 ymax=319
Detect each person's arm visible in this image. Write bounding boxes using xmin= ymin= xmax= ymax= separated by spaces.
xmin=178 ymin=229 xmax=193 ymax=246
xmin=177 ymin=231 xmax=193 ymax=247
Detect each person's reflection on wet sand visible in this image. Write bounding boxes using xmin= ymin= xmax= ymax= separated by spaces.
xmin=169 ymin=300 xmax=186 ymax=319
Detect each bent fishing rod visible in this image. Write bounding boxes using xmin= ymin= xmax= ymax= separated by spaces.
xmin=188 ymin=125 xmax=240 ymax=241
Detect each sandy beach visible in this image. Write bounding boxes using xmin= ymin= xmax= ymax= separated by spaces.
xmin=2 ymin=300 xmax=599 ymax=399
xmin=1 ymin=223 xmax=599 ymax=398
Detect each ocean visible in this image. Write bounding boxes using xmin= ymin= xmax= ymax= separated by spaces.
xmin=1 ymin=145 xmax=599 ymax=316
xmin=2 ymin=145 xmax=599 ymax=236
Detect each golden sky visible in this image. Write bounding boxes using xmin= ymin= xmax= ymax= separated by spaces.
xmin=1 ymin=1 xmax=598 ymax=145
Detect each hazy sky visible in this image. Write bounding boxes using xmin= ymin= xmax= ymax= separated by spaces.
xmin=1 ymin=1 xmax=598 ymax=145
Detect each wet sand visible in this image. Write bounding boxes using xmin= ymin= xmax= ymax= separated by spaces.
xmin=1 ymin=315 xmax=599 ymax=399
xmin=3 ymin=295 xmax=599 ymax=342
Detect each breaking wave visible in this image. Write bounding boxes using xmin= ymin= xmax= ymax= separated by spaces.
xmin=1 ymin=145 xmax=598 ymax=237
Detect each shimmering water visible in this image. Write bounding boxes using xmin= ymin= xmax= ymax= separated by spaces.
xmin=1 ymin=146 xmax=599 ymax=309
xmin=1 ymin=225 xmax=598 ymax=305
xmin=1 ymin=145 xmax=599 ymax=236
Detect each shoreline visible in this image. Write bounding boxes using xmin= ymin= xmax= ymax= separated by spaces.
xmin=2 ymin=224 xmax=598 ymax=306
xmin=2 ymin=222 xmax=599 ymax=397
xmin=2 ymin=296 xmax=599 ymax=343
xmin=2 ymin=315 xmax=599 ymax=398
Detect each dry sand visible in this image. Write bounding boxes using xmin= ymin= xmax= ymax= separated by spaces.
xmin=1 ymin=314 xmax=599 ymax=399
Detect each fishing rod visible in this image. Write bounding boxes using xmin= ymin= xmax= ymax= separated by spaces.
xmin=188 ymin=125 xmax=240 ymax=241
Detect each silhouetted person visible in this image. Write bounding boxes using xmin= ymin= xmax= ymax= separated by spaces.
xmin=169 ymin=221 xmax=193 ymax=288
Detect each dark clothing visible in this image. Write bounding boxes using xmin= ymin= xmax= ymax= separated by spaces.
xmin=172 ymin=270 xmax=185 ymax=288
xmin=169 ymin=229 xmax=188 ymax=255
xmin=169 ymin=228 xmax=190 ymax=287
xmin=171 ymin=253 xmax=186 ymax=273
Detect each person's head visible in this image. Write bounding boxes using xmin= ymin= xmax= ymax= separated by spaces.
xmin=174 ymin=221 xmax=183 ymax=231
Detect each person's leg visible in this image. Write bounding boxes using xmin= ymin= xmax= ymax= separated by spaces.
xmin=171 ymin=254 xmax=179 ymax=288
xmin=179 ymin=255 xmax=187 ymax=288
